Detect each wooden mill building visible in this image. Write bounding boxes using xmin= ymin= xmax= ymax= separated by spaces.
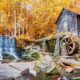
xmin=56 ymin=8 xmax=80 ymax=37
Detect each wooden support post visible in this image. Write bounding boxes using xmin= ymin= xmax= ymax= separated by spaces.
xmin=61 ymin=43 xmax=67 ymax=56
xmin=18 ymin=16 xmax=20 ymax=37
xmin=42 ymin=41 xmax=47 ymax=52
xmin=78 ymin=42 xmax=80 ymax=54
xmin=54 ymin=37 xmax=60 ymax=56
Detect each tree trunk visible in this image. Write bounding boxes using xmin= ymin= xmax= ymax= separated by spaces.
xmin=18 ymin=15 xmax=20 ymax=37
xmin=14 ymin=0 xmax=17 ymax=36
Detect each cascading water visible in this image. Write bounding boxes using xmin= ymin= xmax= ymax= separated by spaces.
xmin=0 ymin=36 xmax=18 ymax=60
xmin=9 ymin=38 xmax=18 ymax=58
xmin=0 ymin=36 xmax=3 ymax=59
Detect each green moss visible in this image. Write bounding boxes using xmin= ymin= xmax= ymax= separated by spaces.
xmin=31 ymin=52 xmax=40 ymax=60
xmin=47 ymin=67 xmax=58 ymax=75
xmin=3 ymin=53 xmax=15 ymax=60
xmin=21 ymin=52 xmax=40 ymax=61
xmin=21 ymin=55 xmax=34 ymax=61
xmin=74 ymin=70 xmax=80 ymax=75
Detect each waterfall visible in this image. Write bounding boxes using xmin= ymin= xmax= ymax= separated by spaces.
xmin=0 ymin=36 xmax=18 ymax=60
xmin=9 ymin=37 xmax=18 ymax=59
xmin=0 ymin=36 xmax=3 ymax=59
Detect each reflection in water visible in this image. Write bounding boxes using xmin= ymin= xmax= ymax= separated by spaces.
xmin=0 ymin=36 xmax=18 ymax=60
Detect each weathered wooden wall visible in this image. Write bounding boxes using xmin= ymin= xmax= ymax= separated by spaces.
xmin=57 ymin=9 xmax=78 ymax=36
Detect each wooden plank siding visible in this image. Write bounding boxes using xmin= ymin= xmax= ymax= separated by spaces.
xmin=57 ymin=9 xmax=78 ymax=36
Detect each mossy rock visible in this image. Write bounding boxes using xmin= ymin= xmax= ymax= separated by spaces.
xmin=3 ymin=53 xmax=15 ymax=60
xmin=31 ymin=52 xmax=40 ymax=60
xmin=24 ymin=50 xmax=31 ymax=54
xmin=21 ymin=55 xmax=34 ymax=61
xmin=47 ymin=67 xmax=59 ymax=75
xmin=74 ymin=70 xmax=80 ymax=75
xmin=21 ymin=52 xmax=40 ymax=61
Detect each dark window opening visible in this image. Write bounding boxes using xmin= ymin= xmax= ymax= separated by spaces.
xmin=77 ymin=15 xmax=80 ymax=37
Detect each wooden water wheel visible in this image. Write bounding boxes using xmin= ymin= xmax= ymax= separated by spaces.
xmin=61 ymin=36 xmax=76 ymax=55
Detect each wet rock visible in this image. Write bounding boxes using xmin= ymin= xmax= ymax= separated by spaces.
xmin=0 ymin=62 xmax=35 ymax=80
xmin=0 ymin=64 xmax=21 ymax=80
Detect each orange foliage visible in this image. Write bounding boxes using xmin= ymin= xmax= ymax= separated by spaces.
xmin=0 ymin=0 xmax=80 ymax=41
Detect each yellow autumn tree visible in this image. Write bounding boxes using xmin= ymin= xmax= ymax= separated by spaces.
xmin=0 ymin=0 xmax=80 ymax=40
